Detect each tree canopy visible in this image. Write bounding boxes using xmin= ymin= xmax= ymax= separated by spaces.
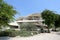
xmin=55 ymin=15 xmax=60 ymax=28
xmin=0 ymin=0 xmax=17 ymax=26
xmin=41 ymin=9 xmax=60 ymax=32
xmin=41 ymin=10 xmax=56 ymax=26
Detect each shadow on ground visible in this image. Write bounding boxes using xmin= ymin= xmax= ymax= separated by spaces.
xmin=56 ymin=31 xmax=60 ymax=35
xmin=0 ymin=37 xmax=10 ymax=40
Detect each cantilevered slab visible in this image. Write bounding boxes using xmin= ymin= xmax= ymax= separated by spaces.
xmin=9 ymin=21 xmax=18 ymax=26
xmin=17 ymin=20 xmax=44 ymax=22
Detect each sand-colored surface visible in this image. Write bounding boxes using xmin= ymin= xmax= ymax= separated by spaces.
xmin=0 ymin=32 xmax=60 ymax=40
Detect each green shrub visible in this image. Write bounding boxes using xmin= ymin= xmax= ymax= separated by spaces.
xmin=9 ymin=30 xmax=16 ymax=37
xmin=20 ymin=23 xmax=38 ymax=31
xmin=0 ymin=29 xmax=20 ymax=37
xmin=0 ymin=30 xmax=10 ymax=37
xmin=7 ymin=30 xmax=20 ymax=37
xmin=19 ymin=30 xmax=32 ymax=37
xmin=0 ymin=31 xmax=9 ymax=37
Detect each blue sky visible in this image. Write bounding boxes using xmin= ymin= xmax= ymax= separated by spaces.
xmin=5 ymin=0 xmax=60 ymax=19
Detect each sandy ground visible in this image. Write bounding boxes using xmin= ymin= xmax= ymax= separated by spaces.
xmin=0 ymin=32 xmax=60 ymax=40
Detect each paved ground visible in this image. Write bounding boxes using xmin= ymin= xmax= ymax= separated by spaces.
xmin=0 ymin=32 xmax=60 ymax=40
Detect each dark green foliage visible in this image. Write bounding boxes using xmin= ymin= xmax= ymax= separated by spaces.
xmin=8 ymin=30 xmax=20 ymax=37
xmin=41 ymin=9 xmax=57 ymax=32
xmin=41 ymin=9 xmax=56 ymax=25
xmin=55 ymin=15 xmax=60 ymax=27
xmin=0 ymin=30 xmax=10 ymax=37
xmin=0 ymin=30 xmax=20 ymax=37
xmin=0 ymin=0 xmax=17 ymax=26
xmin=54 ymin=15 xmax=60 ymax=31
xmin=41 ymin=9 xmax=60 ymax=32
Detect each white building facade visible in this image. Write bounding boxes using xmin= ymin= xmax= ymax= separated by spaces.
xmin=6 ymin=13 xmax=46 ymax=30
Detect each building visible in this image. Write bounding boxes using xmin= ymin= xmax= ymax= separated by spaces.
xmin=2 ymin=13 xmax=46 ymax=30
xmin=16 ymin=13 xmax=46 ymax=29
